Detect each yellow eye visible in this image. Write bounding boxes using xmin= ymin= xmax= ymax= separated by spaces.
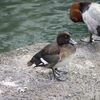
xmin=65 ymin=35 xmax=67 ymax=38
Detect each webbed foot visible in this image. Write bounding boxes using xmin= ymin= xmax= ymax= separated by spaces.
xmin=52 ymin=68 xmax=68 ymax=81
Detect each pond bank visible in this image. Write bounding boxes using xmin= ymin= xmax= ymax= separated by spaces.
xmin=0 ymin=37 xmax=100 ymax=100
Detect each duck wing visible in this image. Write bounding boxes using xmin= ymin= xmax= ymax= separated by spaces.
xmin=42 ymin=43 xmax=60 ymax=55
xmin=40 ymin=43 xmax=60 ymax=65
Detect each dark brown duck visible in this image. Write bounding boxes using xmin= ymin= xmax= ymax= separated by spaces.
xmin=27 ymin=32 xmax=77 ymax=81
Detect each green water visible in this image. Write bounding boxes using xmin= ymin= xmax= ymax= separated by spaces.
xmin=0 ymin=0 xmax=100 ymax=52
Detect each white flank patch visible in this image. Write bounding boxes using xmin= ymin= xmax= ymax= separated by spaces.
xmin=0 ymin=81 xmax=18 ymax=87
xmin=32 ymin=64 xmax=36 ymax=67
xmin=40 ymin=58 xmax=48 ymax=65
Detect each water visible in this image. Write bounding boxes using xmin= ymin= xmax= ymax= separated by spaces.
xmin=0 ymin=0 xmax=100 ymax=52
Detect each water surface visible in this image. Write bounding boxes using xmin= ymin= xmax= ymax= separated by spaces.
xmin=0 ymin=0 xmax=100 ymax=52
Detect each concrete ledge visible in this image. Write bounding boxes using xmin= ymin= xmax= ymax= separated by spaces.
xmin=0 ymin=40 xmax=100 ymax=100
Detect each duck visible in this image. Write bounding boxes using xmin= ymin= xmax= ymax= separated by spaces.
xmin=70 ymin=2 xmax=100 ymax=42
xmin=27 ymin=32 xmax=76 ymax=81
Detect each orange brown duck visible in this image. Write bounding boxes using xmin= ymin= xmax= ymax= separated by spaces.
xmin=70 ymin=2 xmax=100 ymax=42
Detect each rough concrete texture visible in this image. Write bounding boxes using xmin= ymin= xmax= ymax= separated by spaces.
xmin=0 ymin=38 xmax=100 ymax=100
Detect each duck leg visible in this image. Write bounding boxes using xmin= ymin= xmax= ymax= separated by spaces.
xmin=81 ymin=32 xmax=100 ymax=43
xmin=89 ymin=33 xmax=93 ymax=43
xmin=52 ymin=68 xmax=68 ymax=81
xmin=55 ymin=68 xmax=68 ymax=74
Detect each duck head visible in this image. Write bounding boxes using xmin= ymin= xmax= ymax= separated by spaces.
xmin=70 ymin=2 xmax=91 ymax=22
xmin=57 ymin=32 xmax=77 ymax=46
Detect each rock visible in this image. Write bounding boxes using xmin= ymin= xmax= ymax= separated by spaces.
xmin=0 ymin=41 xmax=100 ymax=100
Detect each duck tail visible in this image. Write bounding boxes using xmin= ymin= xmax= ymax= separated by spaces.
xmin=27 ymin=57 xmax=35 ymax=66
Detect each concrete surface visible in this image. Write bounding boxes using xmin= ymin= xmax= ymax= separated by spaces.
xmin=0 ymin=38 xmax=100 ymax=100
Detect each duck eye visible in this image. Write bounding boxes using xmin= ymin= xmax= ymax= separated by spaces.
xmin=65 ymin=35 xmax=67 ymax=38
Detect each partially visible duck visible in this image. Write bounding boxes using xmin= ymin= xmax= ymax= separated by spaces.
xmin=70 ymin=2 xmax=100 ymax=42
xmin=27 ymin=32 xmax=76 ymax=81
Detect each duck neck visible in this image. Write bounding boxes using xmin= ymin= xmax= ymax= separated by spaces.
xmin=58 ymin=42 xmax=69 ymax=47
xmin=79 ymin=2 xmax=91 ymax=13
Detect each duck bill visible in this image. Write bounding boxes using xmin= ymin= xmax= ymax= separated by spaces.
xmin=69 ymin=38 xmax=77 ymax=45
